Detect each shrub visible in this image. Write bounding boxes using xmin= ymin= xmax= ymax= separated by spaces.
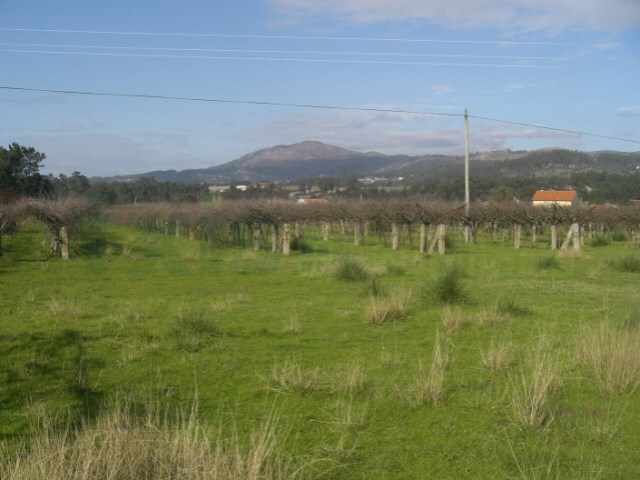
xmin=429 ymin=265 xmax=468 ymax=305
xmin=616 ymin=254 xmax=640 ymax=273
xmin=536 ymin=255 xmax=560 ymax=270
xmin=335 ymin=257 xmax=369 ymax=282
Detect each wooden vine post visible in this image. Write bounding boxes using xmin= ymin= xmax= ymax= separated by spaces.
xmin=252 ymin=226 xmax=261 ymax=251
xmin=437 ymin=224 xmax=446 ymax=255
xmin=282 ymin=223 xmax=291 ymax=255
xmin=514 ymin=224 xmax=522 ymax=249
xmin=354 ymin=221 xmax=361 ymax=246
xmin=391 ymin=223 xmax=399 ymax=250
xmin=419 ymin=223 xmax=427 ymax=253
xmin=60 ymin=226 xmax=69 ymax=260
xmin=560 ymin=223 xmax=581 ymax=251
xmin=271 ymin=225 xmax=278 ymax=253
xmin=550 ymin=224 xmax=558 ymax=250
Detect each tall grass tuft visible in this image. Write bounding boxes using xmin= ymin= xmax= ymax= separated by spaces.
xmin=0 ymin=398 xmax=302 ymax=480
xmin=173 ymin=306 xmax=225 ymax=352
xmin=429 ymin=265 xmax=468 ymax=305
xmin=366 ymin=289 xmax=412 ymax=325
xmin=441 ymin=305 xmax=464 ymax=334
xmin=536 ymin=255 xmax=560 ymax=271
xmin=496 ymin=297 xmax=530 ymax=317
xmin=290 ymin=237 xmax=313 ymax=253
xmin=267 ymin=359 xmax=326 ymax=395
xmin=510 ymin=337 xmax=561 ymax=430
xmin=405 ymin=330 xmax=448 ymax=407
xmin=578 ymin=323 xmax=640 ymax=396
xmin=363 ymin=276 xmax=387 ymax=297
xmin=335 ymin=257 xmax=369 ymax=282
xmin=481 ymin=340 xmax=512 ymax=371
xmin=590 ymin=235 xmax=611 ymax=247
xmin=616 ymin=254 xmax=640 ymax=273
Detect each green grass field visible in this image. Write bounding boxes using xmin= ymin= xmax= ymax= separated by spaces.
xmin=1 ymin=220 xmax=639 ymax=478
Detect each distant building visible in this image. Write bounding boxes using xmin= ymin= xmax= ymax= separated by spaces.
xmin=532 ymin=190 xmax=577 ymax=207
xmin=208 ymin=185 xmax=230 ymax=193
xmin=296 ymin=198 xmax=329 ymax=205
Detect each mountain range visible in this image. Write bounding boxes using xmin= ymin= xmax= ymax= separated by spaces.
xmin=95 ymin=141 xmax=640 ymax=184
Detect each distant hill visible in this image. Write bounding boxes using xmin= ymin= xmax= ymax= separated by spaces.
xmin=93 ymin=141 xmax=640 ymax=184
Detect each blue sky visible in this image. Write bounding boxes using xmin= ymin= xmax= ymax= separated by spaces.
xmin=1 ymin=0 xmax=639 ymax=176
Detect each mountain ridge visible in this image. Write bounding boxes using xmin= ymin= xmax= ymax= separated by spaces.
xmin=93 ymin=141 xmax=640 ymax=184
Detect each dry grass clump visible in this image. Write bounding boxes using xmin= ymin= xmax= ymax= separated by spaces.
xmin=405 ymin=330 xmax=449 ymax=408
xmin=380 ymin=345 xmax=403 ymax=368
xmin=365 ymin=289 xmax=412 ymax=325
xmin=441 ymin=305 xmax=464 ymax=334
xmin=578 ymin=323 xmax=640 ymax=396
xmin=510 ymin=337 xmax=561 ymax=430
xmin=330 ymin=361 xmax=367 ymax=396
xmin=0 ymin=399 xmax=300 ymax=480
xmin=473 ymin=306 xmax=509 ymax=328
xmin=481 ymin=340 xmax=512 ymax=371
xmin=282 ymin=317 xmax=302 ymax=334
xmin=267 ymin=359 xmax=326 ymax=395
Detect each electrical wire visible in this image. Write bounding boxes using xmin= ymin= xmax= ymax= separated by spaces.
xmin=0 ymin=49 xmax=557 ymax=68
xmin=1 ymin=85 xmax=638 ymax=145
xmin=0 ymin=42 xmax=579 ymax=61
xmin=0 ymin=28 xmax=588 ymax=46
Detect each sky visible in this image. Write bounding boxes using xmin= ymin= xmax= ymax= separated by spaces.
xmin=1 ymin=0 xmax=639 ymax=177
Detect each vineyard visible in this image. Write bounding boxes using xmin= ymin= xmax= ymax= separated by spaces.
xmin=106 ymin=199 xmax=640 ymax=254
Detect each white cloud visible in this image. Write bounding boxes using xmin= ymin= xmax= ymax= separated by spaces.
xmin=617 ymin=106 xmax=640 ymax=117
xmin=268 ymin=0 xmax=640 ymax=32
xmin=235 ymin=110 xmax=578 ymax=155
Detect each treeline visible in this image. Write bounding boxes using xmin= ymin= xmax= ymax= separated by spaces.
xmin=0 ymin=142 xmax=209 ymax=205
xmin=2 ymin=142 xmax=639 ymax=206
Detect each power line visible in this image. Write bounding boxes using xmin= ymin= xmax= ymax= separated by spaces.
xmin=0 ymin=27 xmax=587 ymax=47
xmin=1 ymin=85 xmax=638 ymax=145
xmin=0 ymin=42 xmax=579 ymax=61
xmin=468 ymin=114 xmax=640 ymax=145
xmin=0 ymin=85 xmax=462 ymax=116
xmin=0 ymin=49 xmax=557 ymax=68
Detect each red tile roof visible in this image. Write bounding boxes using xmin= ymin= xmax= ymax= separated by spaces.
xmin=532 ymin=190 xmax=576 ymax=202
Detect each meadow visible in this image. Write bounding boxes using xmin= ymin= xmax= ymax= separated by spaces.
xmin=0 ymin=217 xmax=639 ymax=479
